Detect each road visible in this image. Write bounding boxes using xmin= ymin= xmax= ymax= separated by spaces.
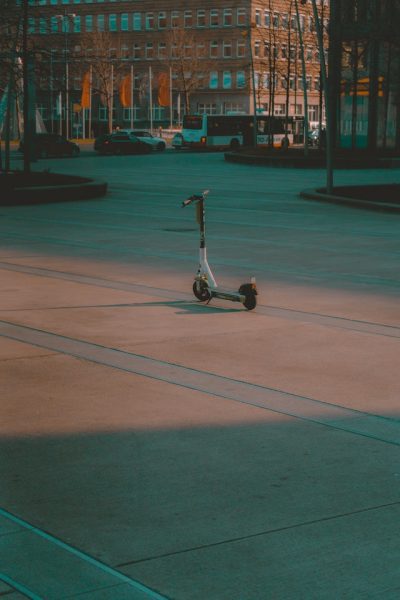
xmin=1 ymin=149 xmax=399 ymax=599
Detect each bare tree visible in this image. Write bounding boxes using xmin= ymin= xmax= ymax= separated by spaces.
xmin=81 ymin=32 xmax=124 ymax=133
xmin=162 ymin=28 xmax=207 ymax=114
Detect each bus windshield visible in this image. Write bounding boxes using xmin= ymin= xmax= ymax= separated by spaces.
xmin=183 ymin=115 xmax=203 ymax=130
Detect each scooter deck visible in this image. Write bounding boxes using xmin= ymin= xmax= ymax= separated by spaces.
xmin=209 ymin=288 xmax=245 ymax=303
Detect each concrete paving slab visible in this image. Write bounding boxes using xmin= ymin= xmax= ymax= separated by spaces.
xmin=1 ymin=351 xmax=399 ymax=566
xmin=123 ymin=503 xmax=400 ymax=600
xmin=0 ymin=514 xmax=23 ymax=536
xmin=0 ymin=511 xmax=166 ymax=600
xmin=1 ymin=152 xmax=399 ymax=598
xmin=1 ymin=291 xmax=398 ymax=419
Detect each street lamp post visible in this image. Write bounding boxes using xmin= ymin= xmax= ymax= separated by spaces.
xmin=308 ymin=0 xmax=333 ymax=193
xmin=294 ymin=0 xmax=309 ymax=156
xmin=56 ymin=10 xmax=76 ymax=139
xmin=241 ymin=24 xmax=258 ymax=147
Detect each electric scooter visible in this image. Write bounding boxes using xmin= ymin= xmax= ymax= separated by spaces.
xmin=182 ymin=190 xmax=258 ymax=310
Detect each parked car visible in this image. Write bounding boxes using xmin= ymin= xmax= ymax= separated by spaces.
xmin=118 ymin=129 xmax=166 ymax=151
xmin=93 ymin=133 xmax=111 ymax=153
xmin=308 ymin=129 xmax=320 ymax=146
xmin=19 ymin=133 xmax=80 ymax=158
xmin=94 ymin=132 xmax=152 ymax=155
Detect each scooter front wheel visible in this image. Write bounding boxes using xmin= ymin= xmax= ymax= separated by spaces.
xmin=193 ymin=280 xmax=211 ymax=302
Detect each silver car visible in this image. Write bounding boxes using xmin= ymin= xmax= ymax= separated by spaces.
xmin=119 ymin=130 xmax=166 ymax=151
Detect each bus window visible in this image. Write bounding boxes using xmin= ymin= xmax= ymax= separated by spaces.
xmin=182 ymin=115 xmax=203 ymax=130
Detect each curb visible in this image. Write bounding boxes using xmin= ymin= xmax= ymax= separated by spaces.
xmin=0 ymin=177 xmax=108 ymax=206
xmin=224 ymin=151 xmax=400 ymax=169
xmin=300 ymin=187 xmax=400 ymax=213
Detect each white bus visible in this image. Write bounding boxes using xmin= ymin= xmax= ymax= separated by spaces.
xmin=178 ymin=114 xmax=301 ymax=150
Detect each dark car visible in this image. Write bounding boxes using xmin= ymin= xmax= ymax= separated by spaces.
xmin=94 ymin=132 xmax=152 ymax=155
xmin=19 ymin=133 xmax=80 ymax=158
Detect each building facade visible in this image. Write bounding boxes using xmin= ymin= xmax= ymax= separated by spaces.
xmin=19 ymin=0 xmax=328 ymax=136
xmin=329 ymin=0 xmax=400 ymax=151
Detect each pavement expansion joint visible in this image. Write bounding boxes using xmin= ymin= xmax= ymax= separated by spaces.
xmin=117 ymin=499 xmax=400 ymax=569
xmin=0 ymin=319 xmax=399 ymax=447
xmin=0 ymin=508 xmax=168 ymax=600
xmin=0 ymin=261 xmax=398 ymax=338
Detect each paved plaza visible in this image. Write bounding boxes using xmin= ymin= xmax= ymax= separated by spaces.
xmin=1 ymin=148 xmax=399 ymax=598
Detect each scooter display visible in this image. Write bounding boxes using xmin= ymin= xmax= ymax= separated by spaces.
xmin=182 ymin=190 xmax=258 ymax=310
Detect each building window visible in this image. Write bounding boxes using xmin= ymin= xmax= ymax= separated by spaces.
xmin=121 ymin=14 xmax=129 ymax=31
xmin=184 ymin=44 xmax=192 ymax=59
xmin=237 ymin=39 xmax=245 ymax=58
xmin=158 ymin=11 xmax=166 ymax=29
xmin=39 ymin=17 xmax=46 ymax=34
xmin=237 ymin=8 xmax=246 ymax=26
xmin=171 ymin=44 xmax=178 ymax=59
xmin=50 ymin=16 xmax=58 ymax=32
xmin=145 ymin=12 xmax=154 ymax=30
xmin=197 ymin=73 xmax=205 ymax=89
xmin=145 ymin=42 xmax=154 ymax=59
xmin=158 ymin=42 xmax=167 ymax=59
xmin=236 ymin=71 xmax=245 ymax=88
xmin=197 ymin=9 xmax=205 ymax=27
xmin=224 ymin=102 xmax=244 ymax=114
xmin=273 ymin=12 xmax=279 ymax=28
xmin=281 ymin=44 xmax=287 ymax=59
xmin=210 ymin=9 xmax=218 ymax=27
xmin=133 ymin=12 xmax=141 ymax=31
xmin=184 ymin=10 xmax=193 ymax=28
xmin=223 ymin=41 xmax=232 ymax=58
xmin=209 ymin=71 xmax=218 ymax=89
xmin=197 ymin=43 xmax=206 ymax=58
xmin=197 ymin=103 xmax=217 ymax=115
xmin=281 ymin=13 xmax=288 ymax=29
xmin=255 ymin=9 xmax=261 ymax=26
xmin=223 ymin=8 xmax=232 ymax=26
xmin=85 ymin=15 xmax=92 ymax=32
xmin=109 ymin=14 xmax=117 ymax=32
xmin=133 ymin=43 xmax=141 ymax=60
xmin=121 ymin=45 xmax=129 ymax=59
xmin=308 ymin=105 xmax=319 ymax=122
xmin=275 ymin=103 xmax=286 ymax=115
xmin=210 ymin=41 xmax=218 ymax=58
xmin=28 ymin=17 xmax=35 ymax=33
xmin=73 ymin=15 xmax=80 ymax=32
xmin=264 ymin=10 xmax=270 ymax=27
xmin=254 ymin=40 xmax=260 ymax=57
xmin=171 ymin=11 xmax=179 ymax=28
xmin=223 ymin=71 xmax=232 ymax=89
xmin=263 ymin=41 xmax=269 ymax=58
xmin=97 ymin=14 xmax=104 ymax=31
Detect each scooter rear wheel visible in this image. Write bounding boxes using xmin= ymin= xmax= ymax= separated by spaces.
xmin=243 ymin=293 xmax=257 ymax=310
xmin=193 ymin=280 xmax=211 ymax=302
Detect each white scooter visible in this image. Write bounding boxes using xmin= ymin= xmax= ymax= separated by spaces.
xmin=182 ymin=190 xmax=258 ymax=310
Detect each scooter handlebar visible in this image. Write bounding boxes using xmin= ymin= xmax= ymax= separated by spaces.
xmin=181 ymin=190 xmax=209 ymax=208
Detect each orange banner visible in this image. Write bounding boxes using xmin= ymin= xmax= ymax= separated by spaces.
xmin=81 ymin=72 xmax=90 ymax=109
xmin=158 ymin=72 xmax=170 ymax=107
xmin=119 ymin=74 xmax=132 ymax=107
